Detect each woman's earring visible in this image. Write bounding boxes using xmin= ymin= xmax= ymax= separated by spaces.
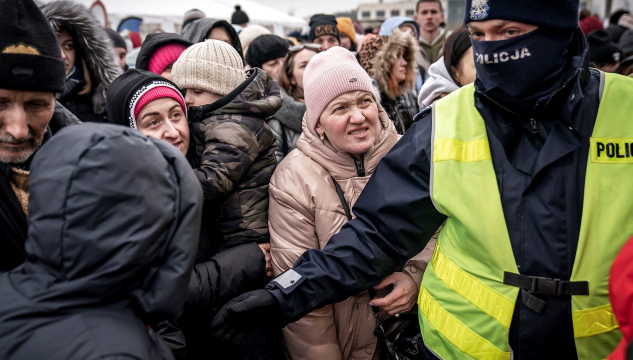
xmin=320 ymin=134 xmax=325 ymax=142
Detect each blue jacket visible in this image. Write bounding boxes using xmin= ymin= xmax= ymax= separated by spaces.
xmin=265 ymin=28 xmax=604 ymax=359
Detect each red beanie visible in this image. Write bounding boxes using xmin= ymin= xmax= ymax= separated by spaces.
xmin=148 ymin=43 xmax=188 ymax=75
xmin=133 ymin=85 xmax=186 ymax=120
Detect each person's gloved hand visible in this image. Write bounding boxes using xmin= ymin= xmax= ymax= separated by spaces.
xmin=210 ymin=289 xmax=283 ymax=343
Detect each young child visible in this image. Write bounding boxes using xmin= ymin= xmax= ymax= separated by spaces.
xmin=172 ymin=39 xmax=281 ymax=254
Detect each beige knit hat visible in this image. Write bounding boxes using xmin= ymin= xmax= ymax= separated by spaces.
xmin=172 ymin=39 xmax=245 ymax=96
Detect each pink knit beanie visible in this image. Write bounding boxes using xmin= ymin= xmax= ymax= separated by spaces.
xmin=134 ymin=86 xmax=186 ymax=119
xmin=148 ymin=43 xmax=188 ymax=75
xmin=303 ymin=46 xmax=375 ymax=129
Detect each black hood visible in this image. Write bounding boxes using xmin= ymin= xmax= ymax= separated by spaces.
xmin=136 ymin=33 xmax=193 ymax=71
xmin=106 ymin=68 xmax=184 ymax=128
xmin=181 ymin=18 xmax=244 ymax=61
xmin=2 ymin=123 xmax=201 ymax=320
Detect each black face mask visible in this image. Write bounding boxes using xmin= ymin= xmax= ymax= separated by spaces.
xmin=471 ymin=27 xmax=574 ymax=103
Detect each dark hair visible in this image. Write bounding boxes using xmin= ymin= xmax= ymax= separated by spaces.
xmin=443 ymin=27 xmax=473 ymax=86
xmin=416 ymin=0 xmax=443 ymax=14
xmin=278 ymin=47 xmax=320 ymax=101
xmin=579 ymin=9 xmax=591 ymax=20
xmin=610 ymin=9 xmax=630 ymax=24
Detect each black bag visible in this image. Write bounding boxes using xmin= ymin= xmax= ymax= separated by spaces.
xmin=329 ymin=175 xmax=426 ymax=360
xmin=370 ymin=302 xmax=424 ymax=360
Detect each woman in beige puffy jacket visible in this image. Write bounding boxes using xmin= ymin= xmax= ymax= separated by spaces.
xmin=268 ymin=46 xmax=436 ymax=360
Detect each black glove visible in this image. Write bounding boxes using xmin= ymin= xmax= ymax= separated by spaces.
xmin=210 ymin=289 xmax=283 ymax=344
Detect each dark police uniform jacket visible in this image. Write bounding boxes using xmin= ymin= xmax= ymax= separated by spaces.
xmin=266 ymin=29 xmax=606 ymax=359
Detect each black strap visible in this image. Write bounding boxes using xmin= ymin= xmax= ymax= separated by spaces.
xmin=330 ymin=175 xmax=352 ymax=221
xmin=503 ymin=272 xmax=589 ymax=296
xmin=504 ymin=272 xmax=588 ymax=314
xmin=280 ymin=123 xmax=289 ymax=156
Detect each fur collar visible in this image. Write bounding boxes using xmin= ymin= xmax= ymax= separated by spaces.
xmin=370 ymin=28 xmax=422 ymax=100
xmin=42 ymin=0 xmax=122 ymax=115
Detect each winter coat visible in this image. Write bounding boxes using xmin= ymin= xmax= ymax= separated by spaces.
xmin=136 ymin=33 xmax=193 ymax=71
xmin=0 ymin=102 xmax=79 ymax=272
xmin=0 ymin=124 xmax=202 ymax=360
xmin=181 ymin=18 xmax=244 ymax=61
xmin=41 ymin=0 xmax=121 ymax=123
xmin=417 ymin=56 xmax=460 ymax=108
xmin=188 ymin=67 xmax=279 ymax=252
xmin=371 ymin=29 xmax=421 ymax=134
xmin=608 ymin=235 xmax=633 ymax=360
xmin=418 ymin=27 xmax=447 ymax=71
xmin=266 ymin=88 xmax=304 ymax=163
xmin=269 ymin=105 xmax=436 ymax=360
xmin=178 ymin=242 xmax=281 ymax=360
xmin=264 ymin=27 xmax=607 ymax=359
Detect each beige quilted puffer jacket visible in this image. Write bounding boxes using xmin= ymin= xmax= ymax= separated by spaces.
xmin=269 ymin=104 xmax=436 ymax=360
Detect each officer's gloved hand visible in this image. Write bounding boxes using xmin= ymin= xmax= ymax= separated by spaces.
xmin=210 ymin=289 xmax=283 ymax=343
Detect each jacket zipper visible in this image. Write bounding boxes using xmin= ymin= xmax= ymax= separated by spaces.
xmin=350 ymin=154 xmax=365 ymax=177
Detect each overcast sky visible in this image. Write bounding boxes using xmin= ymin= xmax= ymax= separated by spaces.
xmin=250 ymin=0 xmax=369 ymax=19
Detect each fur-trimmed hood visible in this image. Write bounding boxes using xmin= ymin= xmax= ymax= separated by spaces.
xmin=41 ymin=0 xmax=122 ymax=114
xmin=370 ymin=28 xmax=421 ymax=100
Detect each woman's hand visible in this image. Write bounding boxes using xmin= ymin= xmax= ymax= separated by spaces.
xmin=258 ymin=243 xmax=274 ymax=277
xmin=369 ymin=272 xmax=419 ymax=315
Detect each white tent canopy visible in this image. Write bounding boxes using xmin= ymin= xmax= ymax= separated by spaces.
xmin=38 ymin=0 xmax=307 ymax=35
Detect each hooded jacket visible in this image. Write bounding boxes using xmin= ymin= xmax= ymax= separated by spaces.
xmin=417 ymin=56 xmax=460 ymax=108
xmin=0 ymin=124 xmax=202 ymax=360
xmin=266 ymin=88 xmax=305 ymax=163
xmin=181 ymin=18 xmax=244 ymax=61
xmin=136 ymin=33 xmax=193 ymax=71
xmin=41 ymin=0 xmax=121 ymax=123
xmin=0 ymin=102 xmax=80 ymax=272
xmin=370 ymin=29 xmax=421 ymax=134
xmin=105 ymin=68 xmax=274 ymax=359
xmin=269 ymin=105 xmax=436 ymax=360
xmin=188 ymin=67 xmax=279 ymax=252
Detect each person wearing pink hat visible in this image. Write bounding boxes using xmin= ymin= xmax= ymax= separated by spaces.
xmin=267 ymin=46 xmax=434 ymax=360
xmin=135 ymin=33 xmax=192 ymax=81
xmin=106 ymin=69 xmax=189 ymax=156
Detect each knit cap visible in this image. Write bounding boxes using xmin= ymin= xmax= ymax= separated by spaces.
xmin=171 ymin=39 xmax=245 ymax=96
xmin=231 ymin=5 xmax=249 ymax=25
xmin=309 ymin=14 xmax=340 ymax=43
xmin=0 ymin=0 xmax=66 ymax=93
xmin=134 ymin=86 xmax=186 ymax=119
xmin=106 ymin=28 xmax=127 ymax=49
xmin=619 ymin=30 xmax=633 ymax=57
xmin=588 ymin=30 xmax=624 ymax=64
xmin=239 ymin=24 xmax=271 ymax=55
xmin=148 ymin=43 xmax=188 ymax=74
xmin=464 ymin=0 xmax=579 ymax=30
xmin=303 ymin=46 xmax=375 ymax=129
xmin=245 ymin=35 xmax=289 ymax=69
xmin=337 ymin=17 xmax=356 ymax=44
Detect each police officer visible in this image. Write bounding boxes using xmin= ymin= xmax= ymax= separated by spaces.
xmin=211 ymin=1 xmax=633 ymax=359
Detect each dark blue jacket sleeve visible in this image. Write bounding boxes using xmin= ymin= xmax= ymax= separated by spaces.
xmin=265 ymin=111 xmax=447 ymax=325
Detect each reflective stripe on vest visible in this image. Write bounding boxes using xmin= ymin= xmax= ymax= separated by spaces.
xmin=421 ymin=72 xmax=633 ymax=360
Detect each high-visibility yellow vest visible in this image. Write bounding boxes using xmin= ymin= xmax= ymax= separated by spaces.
xmin=420 ymin=72 xmax=633 ymax=360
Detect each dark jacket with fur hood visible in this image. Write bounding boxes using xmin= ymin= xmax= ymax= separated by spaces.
xmin=370 ymin=28 xmax=420 ymax=134
xmin=41 ymin=0 xmax=121 ymax=123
